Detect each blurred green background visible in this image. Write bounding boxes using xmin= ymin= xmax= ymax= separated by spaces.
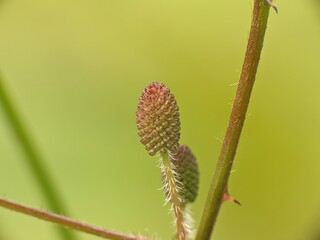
xmin=0 ymin=0 xmax=320 ymax=239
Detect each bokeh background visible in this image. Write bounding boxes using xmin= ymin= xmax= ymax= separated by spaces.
xmin=0 ymin=0 xmax=320 ymax=239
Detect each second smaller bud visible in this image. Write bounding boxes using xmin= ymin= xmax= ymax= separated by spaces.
xmin=172 ymin=144 xmax=199 ymax=206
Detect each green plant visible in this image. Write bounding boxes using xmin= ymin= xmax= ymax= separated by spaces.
xmin=136 ymin=82 xmax=199 ymax=240
xmin=0 ymin=0 xmax=276 ymax=239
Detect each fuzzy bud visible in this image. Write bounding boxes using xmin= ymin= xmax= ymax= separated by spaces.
xmin=172 ymin=144 xmax=199 ymax=204
xmin=136 ymin=82 xmax=181 ymax=156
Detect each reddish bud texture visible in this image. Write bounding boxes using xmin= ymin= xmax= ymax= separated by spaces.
xmin=136 ymin=82 xmax=181 ymax=156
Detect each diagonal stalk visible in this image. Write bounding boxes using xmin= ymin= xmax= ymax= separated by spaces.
xmin=0 ymin=75 xmax=75 ymax=240
xmin=195 ymin=1 xmax=273 ymax=239
xmin=0 ymin=197 xmax=149 ymax=240
xmin=160 ymin=151 xmax=186 ymax=240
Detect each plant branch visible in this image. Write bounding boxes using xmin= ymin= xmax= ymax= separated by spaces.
xmin=195 ymin=1 xmax=272 ymax=239
xmin=0 ymin=197 xmax=149 ymax=240
xmin=0 ymin=75 xmax=75 ymax=239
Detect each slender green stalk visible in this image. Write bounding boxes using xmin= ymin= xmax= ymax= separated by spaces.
xmin=0 ymin=197 xmax=149 ymax=240
xmin=0 ymin=76 xmax=75 ymax=240
xmin=160 ymin=151 xmax=186 ymax=240
xmin=195 ymin=1 xmax=272 ymax=239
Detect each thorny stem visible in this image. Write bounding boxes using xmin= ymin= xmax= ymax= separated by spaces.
xmin=195 ymin=1 xmax=273 ymax=239
xmin=0 ymin=76 xmax=75 ymax=240
xmin=0 ymin=197 xmax=149 ymax=240
xmin=160 ymin=151 xmax=186 ymax=240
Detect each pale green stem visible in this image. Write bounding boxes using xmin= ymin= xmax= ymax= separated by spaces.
xmin=160 ymin=151 xmax=186 ymax=240
xmin=195 ymin=1 xmax=272 ymax=239
xmin=0 ymin=197 xmax=149 ymax=240
xmin=0 ymin=75 xmax=75 ymax=240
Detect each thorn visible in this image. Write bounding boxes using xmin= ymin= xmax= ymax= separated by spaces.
xmin=223 ymin=190 xmax=241 ymax=206
xmin=231 ymin=197 xmax=241 ymax=206
xmin=264 ymin=0 xmax=278 ymax=14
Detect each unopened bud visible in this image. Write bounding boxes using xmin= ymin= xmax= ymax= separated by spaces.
xmin=172 ymin=144 xmax=199 ymax=204
xmin=136 ymin=82 xmax=181 ymax=156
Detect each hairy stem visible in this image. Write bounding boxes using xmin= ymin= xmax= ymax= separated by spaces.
xmin=196 ymin=1 xmax=272 ymax=239
xmin=160 ymin=151 xmax=186 ymax=240
xmin=0 ymin=75 xmax=75 ymax=240
xmin=0 ymin=197 xmax=149 ymax=240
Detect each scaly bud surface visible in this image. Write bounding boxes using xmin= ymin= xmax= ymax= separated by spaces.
xmin=136 ymin=82 xmax=180 ymax=156
xmin=172 ymin=144 xmax=199 ymax=204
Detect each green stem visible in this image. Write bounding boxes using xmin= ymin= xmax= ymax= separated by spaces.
xmin=195 ymin=1 xmax=272 ymax=239
xmin=0 ymin=76 xmax=75 ymax=240
xmin=0 ymin=197 xmax=149 ymax=240
xmin=160 ymin=151 xmax=186 ymax=240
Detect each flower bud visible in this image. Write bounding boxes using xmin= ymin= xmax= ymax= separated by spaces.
xmin=172 ymin=144 xmax=199 ymax=204
xmin=136 ymin=82 xmax=180 ymax=156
